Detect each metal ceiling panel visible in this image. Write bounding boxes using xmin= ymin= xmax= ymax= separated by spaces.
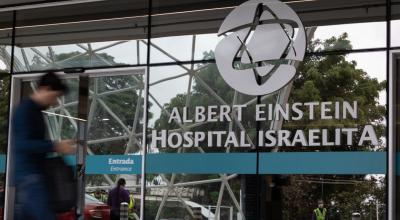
xmin=0 ymin=0 xmax=394 ymax=46
xmin=0 ymin=0 xmax=44 ymax=7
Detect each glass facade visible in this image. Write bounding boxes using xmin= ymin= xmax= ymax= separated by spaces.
xmin=0 ymin=10 xmax=13 ymax=218
xmin=395 ymin=53 xmax=400 ymax=220
xmin=309 ymin=22 xmax=387 ymax=52
xmin=392 ymin=0 xmax=400 ymax=47
xmin=0 ymin=0 xmax=398 ymax=219
xmin=391 ymin=0 xmax=399 ymax=219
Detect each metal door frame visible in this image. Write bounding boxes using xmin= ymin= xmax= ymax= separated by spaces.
xmin=389 ymin=50 xmax=400 ymax=220
xmin=4 ymin=66 xmax=148 ymax=220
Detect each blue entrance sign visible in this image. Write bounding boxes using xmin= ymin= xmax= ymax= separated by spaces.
xmin=63 ymin=155 xmax=142 ymax=174
xmin=87 ymin=155 xmax=142 ymax=174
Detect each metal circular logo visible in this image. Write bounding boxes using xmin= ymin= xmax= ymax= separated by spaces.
xmin=215 ymin=0 xmax=306 ymax=96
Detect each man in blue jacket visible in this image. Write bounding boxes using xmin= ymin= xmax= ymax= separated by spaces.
xmin=13 ymin=72 xmax=76 ymax=220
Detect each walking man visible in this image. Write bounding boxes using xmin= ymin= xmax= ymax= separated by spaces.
xmin=13 ymin=72 xmax=75 ymax=220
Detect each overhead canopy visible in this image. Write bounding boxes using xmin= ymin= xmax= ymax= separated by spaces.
xmin=0 ymin=0 xmax=397 ymax=46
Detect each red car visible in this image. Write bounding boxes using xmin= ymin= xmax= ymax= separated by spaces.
xmin=57 ymin=194 xmax=110 ymax=220
xmin=0 ymin=194 xmax=109 ymax=220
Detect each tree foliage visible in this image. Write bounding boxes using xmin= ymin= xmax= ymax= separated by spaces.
xmin=285 ymin=33 xmax=386 ymax=152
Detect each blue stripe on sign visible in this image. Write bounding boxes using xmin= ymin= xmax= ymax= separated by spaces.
xmin=146 ymin=153 xmax=257 ymax=174
xmin=397 ymin=153 xmax=400 ymax=175
xmin=259 ymin=152 xmax=386 ymax=174
xmin=0 ymin=154 xmax=4 ymax=173
xmin=146 ymin=152 xmax=387 ymax=174
xmin=0 ymin=152 xmax=392 ymax=174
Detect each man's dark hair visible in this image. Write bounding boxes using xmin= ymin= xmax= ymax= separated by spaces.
xmin=38 ymin=72 xmax=68 ymax=94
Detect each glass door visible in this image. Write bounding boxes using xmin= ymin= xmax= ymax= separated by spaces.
xmin=85 ymin=68 xmax=146 ymax=220
xmin=6 ymin=67 xmax=147 ymax=220
xmin=391 ymin=50 xmax=400 ymax=220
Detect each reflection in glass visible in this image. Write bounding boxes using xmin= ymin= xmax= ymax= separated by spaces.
xmin=146 ymin=29 xmax=388 ymax=219
xmin=88 ymin=73 xmax=145 ymax=156
xmin=147 ymin=49 xmax=282 ymax=218
xmin=145 ymin=174 xmax=242 ymax=220
xmin=0 ymin=46 xmax=11 ymax=73
xmin=0 ymin=74 xmax=8 ymax=214
xmin=85 ymin=71 xmax=146 ymax=219
xmin=282 ymin=175 xmax=386 ymax=219
xmin=308 ymin=22 xmax=386 ymax=52
xmin=18 ymin=71 xmax=146 ymax=218
xmin=392 ymin=20 xmax=400 ymax=47
xmin=0 ymin=15 xmax=12 ymax=73
xmin=150 ymin=36 xmax=194 ymax=63
xmin=395 ymin=53 xmax=400 ymax=219
xmin=280 ymin=50 xmax=387 ymax=152
xmin=14 ymin=0 xmax=149 ymax=73
xmin=149 ymin=33 xmax=225 ymax=63
xmin=14 ymin=40 xmax=146 ymax=72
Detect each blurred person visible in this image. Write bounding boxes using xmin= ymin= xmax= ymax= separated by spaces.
xmin=128 ymin=192 xmax=136 ymax=220
xmin=0 ymin=182 xmax=4 ymax=207
xmin=312 ymin=199 xmax=328 ymax=220
xmin=101 ymin=189 xmax=108 ymax=202
xmin=0 ymin=182 xmax=4 ymax=217
xmin=107 ymin=178 xmax=130 ymax=220
xmin=13 ymin=72 xmax=76 ymax=220
xmin=92 ymin=188 xmax=107 ymax=203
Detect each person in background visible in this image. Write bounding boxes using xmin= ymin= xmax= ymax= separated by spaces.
xmin=312 ymin=199 xmax=328 ymax=220
xmin=128 ymin=192 xmax=136 ymax=220
xmin=0 ymin=182 xmax=4 ymax=216
xmin=13 ymin=72 xmax=75 ymax=220
xmin=107 ymin=178 xmax=130 ymax=220
xmin=92 ymin=188 xmax=107 ymax=203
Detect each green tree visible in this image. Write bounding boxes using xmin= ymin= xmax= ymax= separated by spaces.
xmin=285 ymin=33 xmax=385 ymax=151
